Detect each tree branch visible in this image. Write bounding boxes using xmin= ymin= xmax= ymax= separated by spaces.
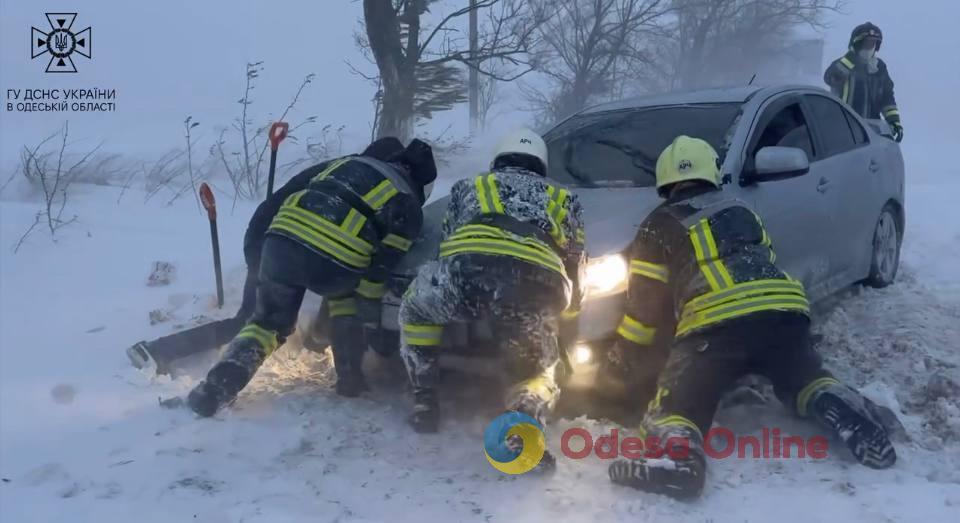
xmin=418 ymin=0 xmax=499 ymax=58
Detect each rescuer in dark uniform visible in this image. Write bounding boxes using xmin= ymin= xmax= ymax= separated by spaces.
xmin=824 ymin=22 xmax=903 ymax=142
xmin=127 ymin=140 xmax=415 ymax=373
xmin=187 ymin=138 xmax=437 ymax=417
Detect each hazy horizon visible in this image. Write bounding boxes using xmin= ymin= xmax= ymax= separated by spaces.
xmin=1 ymin=0 xmax=958 ymax=172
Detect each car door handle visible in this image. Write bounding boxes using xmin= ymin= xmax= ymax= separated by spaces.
xmin=817 ymin=177 xmax=831 ymax=193
xmin=869 ymin=159 xmax=881 ymax=172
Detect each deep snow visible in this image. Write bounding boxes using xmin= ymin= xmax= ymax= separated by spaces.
xmin=1 ymin=142 xmax=959 ymax=522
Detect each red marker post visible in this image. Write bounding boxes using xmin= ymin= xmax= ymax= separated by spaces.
xmin=266 ymin=121 xmax=289 ymax=197
xmin=198 ymin=183 xmax=224 ymax=308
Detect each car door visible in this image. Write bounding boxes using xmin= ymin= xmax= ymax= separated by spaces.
xmin=801 ymin=94 xmax=874 ymax=283
xmin=739 ymin=96 xmax=836 ymax=295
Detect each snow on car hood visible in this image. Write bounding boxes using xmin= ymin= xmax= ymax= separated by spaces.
xmin=394 ymin=186 xmax=661 ymax=276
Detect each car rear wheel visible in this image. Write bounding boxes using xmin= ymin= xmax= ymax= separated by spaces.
xmin=863 ymin=205 xmax=901 ymax=288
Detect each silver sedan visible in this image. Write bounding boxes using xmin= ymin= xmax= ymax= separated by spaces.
xmin=313 ymin=85 xmax=906 ymax=379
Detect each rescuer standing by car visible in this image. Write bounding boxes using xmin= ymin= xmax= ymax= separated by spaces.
xmin=607 ymin=136 xmax=897 ymax=499
xmin=824 ymin=22 xmax=903 ymax=142
xmin=398 ymin=129 xmax=586 ymax=469
xmin=187 ymin=138 xmax=438 ymax=417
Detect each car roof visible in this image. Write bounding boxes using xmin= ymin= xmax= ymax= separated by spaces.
xmin=577 ymin=84 xmax=820 ymax=115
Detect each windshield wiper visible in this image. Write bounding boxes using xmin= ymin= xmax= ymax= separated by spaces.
xmin=587 ymin=180 xmax=648 ymax=188
xmin=562 ymin=142 xmax=598 ymax=187
xmin=596 ymin=139 xmax=657 ymax=177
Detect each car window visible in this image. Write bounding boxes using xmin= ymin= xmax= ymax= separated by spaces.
xmin=805 ymin=95 xmax=858 ymax=158
xmin=844 ymin=109 xmax=869 ymax=145
xmin=544 ymin=103 xmax=742 ymax=187
xmin=750 ymin=103 xmax=815 ymax=161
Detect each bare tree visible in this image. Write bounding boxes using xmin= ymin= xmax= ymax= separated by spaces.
xmin=522 ymin=0 xmax=671 ymax=125
xmin=70 ymin=153 xmax=128 ymax=186
xmin=476 ymin=60 xmax=507 ymax=131
xmin=304 ymin=124 xmax=347 ymax=163
xmin=0 ymin=170 xmax=17 ymax=196
xmin=116 ymin=164 xmax=140 ymax=204
xmin=346 ymin=58 xmax=385 ymax=142
xmin=275 ymin=123 xmax=348 ymax=178
xmin=14 ymin=122 xmax=101 ymax=252
xmin=214 ymin=63 xmax=318 ymax=201
xmin=360 ymin=0 xmax=547 ymax=141
xmin=416 ymin=123 xmax=472 ymax=166
xmin=143 ymin=148 xmax=188 ymax=203
xmin=182 ymin=116 xmax=202 ymax=210
xmin=668 ymin=0 xmax=845 ymax=89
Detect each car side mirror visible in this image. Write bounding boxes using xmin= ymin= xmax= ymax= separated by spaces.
xmin=742 ymin=147 xmax=810 ymax=185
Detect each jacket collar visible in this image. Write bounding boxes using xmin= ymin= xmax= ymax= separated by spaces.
xmin=666 ymin=183 xmax=717 ymax=204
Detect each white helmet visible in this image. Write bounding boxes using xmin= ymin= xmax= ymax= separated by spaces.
xmin=490 ymin=128 xmax=549 ymax=176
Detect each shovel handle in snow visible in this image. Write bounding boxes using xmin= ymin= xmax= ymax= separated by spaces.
xmin=266 ymin=121 xmax=289 ymax=197
xmin=198 ymin=183 xmax=224 ymax=308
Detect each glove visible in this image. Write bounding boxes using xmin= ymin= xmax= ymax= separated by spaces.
xmin=891 ymin=123 xmax=904 ymax=143
xmin=356 ymin=297 xmax=382 ymax=328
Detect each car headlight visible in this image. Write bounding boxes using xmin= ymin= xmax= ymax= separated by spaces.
xmin=583 ymin=254 xmax=628 ymax=300
xmin=573 ymin=343 xmax=593 ymax=364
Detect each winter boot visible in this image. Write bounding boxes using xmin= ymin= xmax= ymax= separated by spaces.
xmin=408 ymin=388 xmax=439 ymax=433
xmin=187 ymin=338 xmax=266 ymax=417
xmin=335 ymin=373 xmax=370 ymax=397
xmin=609 ymin=426 xmax=706 ymax=500
xmin=187 ymin=357 xmax=251 ymax=417
xmin=332 ymin=343 xmax=369 ymax=398
xmin=809 ymin=383 xmax=896 ymax=469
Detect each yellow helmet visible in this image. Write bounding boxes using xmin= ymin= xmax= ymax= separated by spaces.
xmin=655 ymin=135 xmax=721 ymax=197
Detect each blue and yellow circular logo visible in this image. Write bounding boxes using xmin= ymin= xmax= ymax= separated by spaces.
xmin=483 ymin=412 xmax=545 ymax=474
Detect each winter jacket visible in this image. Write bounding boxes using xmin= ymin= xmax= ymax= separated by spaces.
xmin=245 ymin=156 xmax=423 ymax=300
xmin=616 ymin=185 xmax=809 ymax=349
xmin=824 ymin=52 xmax=901 ymax=127
xmin=440 ymin=167 xmax=586 ymax=314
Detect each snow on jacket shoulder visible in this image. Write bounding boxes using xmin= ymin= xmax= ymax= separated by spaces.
xmin=441 ymin=167 xmax=585 ymax=262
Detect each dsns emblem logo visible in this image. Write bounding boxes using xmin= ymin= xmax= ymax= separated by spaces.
xmin=483 ymin=412 xmax=545 ymax=474
xmin=31 ymin=13 xmax=92 ymax=73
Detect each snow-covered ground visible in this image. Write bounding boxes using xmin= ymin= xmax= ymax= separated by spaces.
xmin=1 ymin=142 xmax=959 ymax=522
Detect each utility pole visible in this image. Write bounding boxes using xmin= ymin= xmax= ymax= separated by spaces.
xmin=468 ymin=0 xmax=479 ymax=134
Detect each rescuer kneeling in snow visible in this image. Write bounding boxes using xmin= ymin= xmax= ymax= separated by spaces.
xmin=398 ymin=129 xmax=586 ymax=467
xmin=187 ymin=138 xmax=437 ymax=417
xmin=607 ymin=136 xmax=897 ymax=499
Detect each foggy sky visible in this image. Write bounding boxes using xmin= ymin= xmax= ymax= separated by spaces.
xmin=1 ymin=0 xmax=958 ymax=171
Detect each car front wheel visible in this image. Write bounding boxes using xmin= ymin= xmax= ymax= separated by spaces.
xmin=863 ymin=205 xmax=901 ymax=288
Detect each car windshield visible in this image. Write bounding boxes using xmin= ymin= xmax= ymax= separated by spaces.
xmin=545 ymin=103 xmax=743 ymax=187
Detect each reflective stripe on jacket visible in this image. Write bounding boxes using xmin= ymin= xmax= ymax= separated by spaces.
xmin=267 ymin=157 xmax=422 ymax=274
xmin=617 ymin=186 xmax=809 ymax=346
xmin=439 ymin=170 xmax=582 ymax=280
xmin=824 ymin=53 xmax=900 ymax=125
